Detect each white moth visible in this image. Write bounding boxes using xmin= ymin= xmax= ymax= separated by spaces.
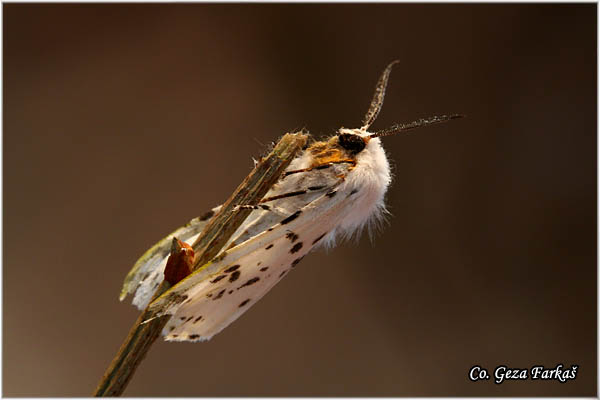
xmin=119 ymin=61 xmax=461 ymax=342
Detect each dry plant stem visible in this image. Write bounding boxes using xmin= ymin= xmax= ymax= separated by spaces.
xmin=94 ymin=133 xmax=308 ymax=397
xmin=93 ymin=281 xmax=172 ymax=397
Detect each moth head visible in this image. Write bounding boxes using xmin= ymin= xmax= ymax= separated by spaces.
xmin=337 ymin=129 xmax=368 ymax=154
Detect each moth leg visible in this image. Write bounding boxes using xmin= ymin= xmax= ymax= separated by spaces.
xmin=226 ymin=204 xmax=290 ymax=250
xmin=282 ymin=160 xmax=356 ymax=178
xmin=228 ymin=178 xmax=344 ymax=249
xmin=258 ymin=185 xmax=333 ymax=204
xmin=233 ymin=204 xmax=288 ymax=216
xmin=233 ymin=184 xmax=343 ymax=211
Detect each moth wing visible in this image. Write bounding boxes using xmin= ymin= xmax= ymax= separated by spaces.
xmin=120 ymin=206 xmax=221 ymax=309
xmin=148 ymin=187 xmax=355 ymax=341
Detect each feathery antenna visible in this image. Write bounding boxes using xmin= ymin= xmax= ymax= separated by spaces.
xmin=361 ymin=60 xmax=400 ymax=130
xmin=369 ymin=114 xmax=464 ymax=139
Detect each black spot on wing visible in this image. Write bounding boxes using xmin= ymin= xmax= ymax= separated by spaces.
xmin=349 ymin=188 xmax=359 ymax=196
xmin=239 ymin=299 xmax=251 ymax=307
xmin=211 ymin=274 xmax=227 ymax=283
xmin=308 ymin=185 xmax=326 ymax=191
xmin=279 ymin=270 xmax=288 ymax=278
xmin=238 ymin=277 xmax=260 ymax=289
xmin=194 ymin=316 xmax=203 ymax=323
xmin=312 ymin=232 xmax=327 ymax=245
xmin=260 ymin=266 xmax=269 ymax=272
xmin=285 ymin=231 xmax=299 ymax=242
xmin=224 ymin=265 xmax=240 ymax=273
xmin=213 ymin=289 xmax=226 ymax=300
xmin=291 ymin=256 xmax=304 ymax=268
xmin=290 ymin=242 xmax=303 ymax=254
xmin=326 ymin=190 xmax=337 ymax=198
xmin=229 ymin=270 xmax=241 ymax=282
xmin=265 ymin=244 xmax=274 ymax=250
xmin=281 ymin=210 xmax=302 ymax=225
xmin=189 ymin=334 xmax=200 ymax=339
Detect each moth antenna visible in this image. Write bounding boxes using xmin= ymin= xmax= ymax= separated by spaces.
xmin=369 ymin=114 xmax=464 ymax=139
xmin=361 ymin=60 xmax=400 ymax=130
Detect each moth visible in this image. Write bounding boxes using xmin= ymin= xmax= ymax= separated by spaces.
xmin=119 ymin=61 xmax=461 ymax=341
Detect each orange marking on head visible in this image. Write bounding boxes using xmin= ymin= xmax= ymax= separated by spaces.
xmin=308 ymin=141 xmax=328 ymax=154
xmin=305 ymin=136 xmax=359 ymax=171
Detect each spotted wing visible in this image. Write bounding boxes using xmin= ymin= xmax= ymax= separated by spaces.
xmin=125 ymin=151 xmax=353 ymax=316
xmin=148 ymin=187 xmax=355 ymax=341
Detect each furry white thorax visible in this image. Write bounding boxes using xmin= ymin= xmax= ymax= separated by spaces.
xmin=332 ymin=128 xmax=392 ymax=242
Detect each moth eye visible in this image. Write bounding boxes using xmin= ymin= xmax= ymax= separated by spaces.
xmin=338 ymin=133 xmax=366 ymax=154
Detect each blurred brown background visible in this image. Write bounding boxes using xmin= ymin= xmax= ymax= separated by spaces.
xmin=3 ymin=3 xmax=596 ymax=397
